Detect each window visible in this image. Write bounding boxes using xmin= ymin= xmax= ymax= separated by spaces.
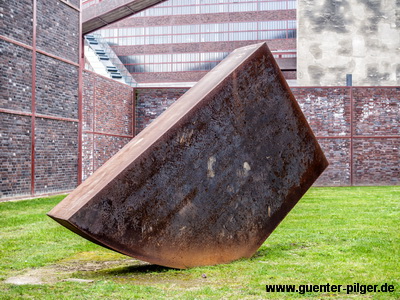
xmin=107 ymin=20 xmax=295 ymax=46
xmin=120 ymin=52 xmax=230 ymax=73
xmin=129 ymin=0 xmax=296 ymax=17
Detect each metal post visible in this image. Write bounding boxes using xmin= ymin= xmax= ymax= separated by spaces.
xmin=349 ymin=86 xmax=354 ymax=186
xmin=346 ymin=74 xmax=352 ymax=86
xmin=31 ymin=0 xmax=37 ymax=196
xmin=78 ymin=2 xmax=84 ymax=185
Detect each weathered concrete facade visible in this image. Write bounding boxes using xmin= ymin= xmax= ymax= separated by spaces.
xmin=297 ymin=0 xmax=400 ymax=86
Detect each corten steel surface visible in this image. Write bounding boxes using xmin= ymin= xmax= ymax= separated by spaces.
xmin=82 ymin=0 xmax=167 ymax=35
xmin=48 ymin=42 xmax=328 ymax=269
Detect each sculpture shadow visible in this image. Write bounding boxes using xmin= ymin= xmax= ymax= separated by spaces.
xmin=103 ymin=263 xmax=178 ymax=276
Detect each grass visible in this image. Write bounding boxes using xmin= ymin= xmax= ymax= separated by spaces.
xmin=0 ymin=186 xmax=399 ymax=299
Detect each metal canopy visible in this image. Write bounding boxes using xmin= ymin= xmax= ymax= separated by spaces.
xmin=82 ymin=0 xmax=167 ymax=35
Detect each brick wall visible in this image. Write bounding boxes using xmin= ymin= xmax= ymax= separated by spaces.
xmin=113 ymin=39 xmax=297 ymax=57
xmin=34 ymin=118 xmax=79 ymax=194
xmin=136 ymin=86 xmax=400 ymax=187
xmin=109 ymin=9 xmax=297 ymax=84
xmin=0 ymin=0 xmax=33 ymax=45
xmin=351 ymin=87 xmax=400 ymax=185
xmin=36 ymin=0 xmax=80 ymax=63
xmin=0 ymin=0 xmax=398 ymax=200
xmin=354 ymin=138 xmax=399 ymax=186
xmin=135 ymin=88 xmax=189 ymax=134
xmin=0 ymin=39 xmax=32 ymax=112
xmin=119 ymin=10 xmax=297 ymax=28
xmin=293 ymin=87 xmax=399 ymax=186
xmin=68 ymin=0 xmax=80 ymax=8
xmin=0 ymin=0 xmax=81 ymax=200
xmin=0 ymin=114 xmax=32 ymax=198
xmin=353 ymin=88 xmax=399 ymax=136
xmin=289 ymin=87 xmax=351 ymax=186
xmin=82 ymin=71 xmax=134 ymax=180
xmin=131 ymin=69 xmax=295 ymax=84
xmin=35 ymin=54 xmax=79 ymax=119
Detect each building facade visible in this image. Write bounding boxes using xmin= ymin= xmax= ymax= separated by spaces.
xmin=86 ymin=0 xmax=297 ymax=84
xmin=0 ymin=0 xmax=398 ymax=201
xmin=0 ymin=0 xmax=81 ymax=200
xmin=297 ymin=0 xmax=400 ymax=86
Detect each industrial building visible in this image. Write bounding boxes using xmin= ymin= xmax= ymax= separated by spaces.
xmin=0 ymin=0 xmax=399 ymax=201
xmin=87 ymin=0 xmax=297 ymax=85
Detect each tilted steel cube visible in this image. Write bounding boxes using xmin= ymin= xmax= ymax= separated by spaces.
xmin=48 ymin=42 xmax=328 ymax=269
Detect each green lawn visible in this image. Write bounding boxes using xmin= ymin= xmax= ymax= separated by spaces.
xmin=0 ymin=187 xmax=399 ymax=299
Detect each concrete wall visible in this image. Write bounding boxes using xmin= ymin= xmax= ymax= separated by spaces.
xmin=0 ymin=0 xmax=81 ymax=200
xmin=297 ymin=0 xmax=400 ymax=86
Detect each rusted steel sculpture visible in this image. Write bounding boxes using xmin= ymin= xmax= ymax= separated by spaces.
xmin=48 ymin=42 xmax=328 ymax=269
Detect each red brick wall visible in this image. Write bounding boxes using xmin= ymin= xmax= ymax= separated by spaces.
xmin=136 ymin=86 xmax=400 ymax=186
xmin=83 ymin=86 xmax=189 ymax=181
xmin=293 ymin=87 xmax=400 ymax=186
xmin=351 ymin=87 xmax=400 ymax=185
xmin=135 ymin=88 xmax=190 ymax=134
xmin=82 ymin=71 xmax=134 ymax=180
xmin=34 ymin=118 xmax=79 ymax=194
xmin=113 ymin=40 xmax=297 ymax=57
xmin=37 ymin=0 xmax=80 ymax=63
xmin=118 ymin=10 xmax=296 ymax=28
xmin=0 ymin=114 xmax=32 ymax=198
xmin=109 ymin=9 xmax=297 ymax=84
xmin=131 ymin=68 xmax=296 ymax=84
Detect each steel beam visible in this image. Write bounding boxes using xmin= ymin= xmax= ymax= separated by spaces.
xmin=82 ymin=0 xmax=167 ymax=35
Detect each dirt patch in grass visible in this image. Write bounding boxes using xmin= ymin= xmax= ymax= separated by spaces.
xmin=4 ymin=251 xmax=212 ymax=289
xmin=4 ymin=252 xmax=217 ymax=291
xmin=4 ymin=252 xmax=141 ymax=285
